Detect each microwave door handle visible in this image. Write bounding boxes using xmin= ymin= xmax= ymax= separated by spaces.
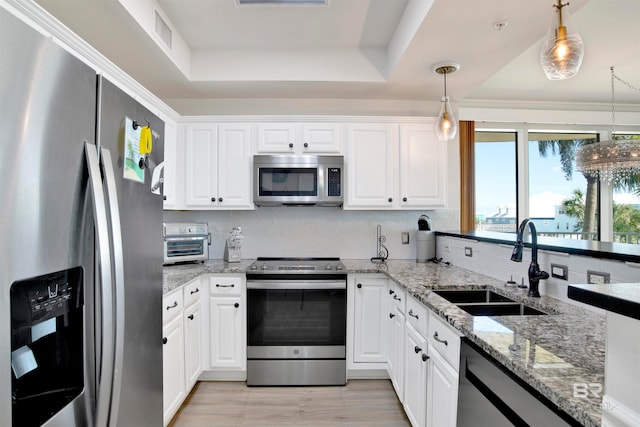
xmin=85 ymin=142 xmax=115 ymax=427
xmin=100 ymin=147 xmax=125 ymax=426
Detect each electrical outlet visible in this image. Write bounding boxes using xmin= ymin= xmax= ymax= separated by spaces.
xmin=444 ymin=243 xmax=451 ymax=252
xmin=587 ymin=270 xmax=610 ymax=284
xmin=551 ymin=263 xmax=568 ymax=281
xmin=401 ymin=232 xmax=410 ymax=245
xmin=464 ymin=247 xmax=473 ymax=257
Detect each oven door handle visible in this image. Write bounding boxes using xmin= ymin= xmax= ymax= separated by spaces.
xmin=247 ymin=281 xmax=346 ymax=290
xmin=164 ymin=235 xmax=208 ymax=241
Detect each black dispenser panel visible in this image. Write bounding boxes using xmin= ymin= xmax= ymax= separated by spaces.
xmin=10 ymin=267 xmax=84 ymax=427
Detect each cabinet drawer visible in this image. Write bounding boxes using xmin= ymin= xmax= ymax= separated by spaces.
xmin=388 ymin=281 xmax=406 ymax=313
xmin=209 ymin=276 xmax=242 ymax=296
xmin=406 ymin=294 xmax=428 ymax=336
xmin=428 ymin=312 xmax=461 ymax=370
xmin=163 ymin=289 xmax=184 ymax=325
xmin=183 ymin=278 xmax=203 ymax=308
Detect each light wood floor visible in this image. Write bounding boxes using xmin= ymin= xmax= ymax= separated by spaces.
xmin=168 ymin=380 xmax=411 ymax=426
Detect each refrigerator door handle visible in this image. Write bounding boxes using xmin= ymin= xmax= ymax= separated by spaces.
xmin=85 ymin=142 xmax=115 ymax=427
xmin=100 ymin=147 xmax=125 ymax=427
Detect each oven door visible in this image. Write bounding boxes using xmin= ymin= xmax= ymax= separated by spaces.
xmin=246 ymin=280 xmax=346 ymax=360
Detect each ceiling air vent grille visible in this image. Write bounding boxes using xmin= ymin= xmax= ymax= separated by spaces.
xmin=154 ymin=11 xmax=172 ymax=49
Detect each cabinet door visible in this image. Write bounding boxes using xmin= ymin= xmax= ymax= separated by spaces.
xmin=427 ymin=345 xmax=458 ymax=427
xmin=256 ymin=123 xmax=297 ymax=152
xmin=217 ymin=124 xmax=253 ymax=208
xmin=345 ymin=124 xmax=396 ymax=209
xmin=163 ymin=120 xmax=179 ymax=209
xmin=399 ymin=124 xmax=446 ymax=208
xmin=162 ymin=315 xmax=185 ymax=425
xmin=184 ymin=302 xmax=203 ymax=391
xmin=353 ymin=277 xmax=387 ymax=363
xmin=301 ymin=123 xmax=342 ymax=153
xmin=404 ymin=323 xmax=428 ymax=427
xmin=389 ymin=307 xmax=406 ymax=400
xmin=209 ymin=297 xmax=245 ymax=370
xmin=184 ymin=124 xmax=218 ymax=207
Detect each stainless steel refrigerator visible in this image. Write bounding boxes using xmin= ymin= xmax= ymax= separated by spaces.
xmin=1 ymin=7 xmax=164 ymax=427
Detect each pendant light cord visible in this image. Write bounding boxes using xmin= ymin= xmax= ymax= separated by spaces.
xmin=610 ymin=66 xmax=640 ymax=137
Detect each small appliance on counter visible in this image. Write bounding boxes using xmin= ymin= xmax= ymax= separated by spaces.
xmin=163 ymin=222 xmax=209 ymax=265
xmin=416 ymin=215 xmax=435 ymax=262
xmin=223 ymin=226 xmax=243 ymax=263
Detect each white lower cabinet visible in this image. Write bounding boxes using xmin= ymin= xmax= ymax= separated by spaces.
xmin=403 ymin=322 xmax=428 ymax=427
xmin=208 ymin=275 xmax=246 ymax=372
xmin=427 ymin=344 xmax=459 ymax=427
xmin=162 ymin=292 xmax=185 ymax=426
xmin=350 ymin=275 xmax=388 ymax=366
xmin=184 ymin=300 xmax=203 ymax=390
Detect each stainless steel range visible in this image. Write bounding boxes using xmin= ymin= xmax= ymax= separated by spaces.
xmin=246 ymin=258 xmax=347 ymax=386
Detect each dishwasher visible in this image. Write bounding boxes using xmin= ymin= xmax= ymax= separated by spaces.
xmin=457 ymin=338 xmax=581 ymax=426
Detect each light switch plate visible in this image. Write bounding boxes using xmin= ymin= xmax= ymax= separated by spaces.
xmin=401 ymin=232 xmax=409 ymax=245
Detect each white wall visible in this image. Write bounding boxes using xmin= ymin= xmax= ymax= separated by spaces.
xmin=163 ymin=208 xmax=458 ymax=260
xmin=436 ymin=235 xmax=640 ymax=311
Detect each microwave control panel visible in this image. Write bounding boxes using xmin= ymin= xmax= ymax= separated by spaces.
xmin=327 ymin=167 xmax=342 ymax=197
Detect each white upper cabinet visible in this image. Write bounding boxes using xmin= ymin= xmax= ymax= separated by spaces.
xmin=345 ymin=123 xmax=446 ymax=209
xmin=256 ymin=122 xmax=342 ymax=154
xmin=399 ymin=124 xmax=446 ymax=208
xmin=344 ymin=124 xmax=397 ymax=209
xmin=184 ymin=123 xmax=253 ymax=210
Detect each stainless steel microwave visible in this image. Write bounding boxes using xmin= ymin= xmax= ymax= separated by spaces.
xmin=253 ymin=155 xmax=344 ymax=207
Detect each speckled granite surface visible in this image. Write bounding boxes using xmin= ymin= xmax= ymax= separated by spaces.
xmin=164 ymin=258 xmax=605 ymax=427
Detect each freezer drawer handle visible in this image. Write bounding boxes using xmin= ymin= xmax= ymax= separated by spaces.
xmin=433 ymin=331 xmax=448 ymax=346
xmin=166 ymin=301 xmax=178 ymax=310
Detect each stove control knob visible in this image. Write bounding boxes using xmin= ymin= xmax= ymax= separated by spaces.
xmin=249 ymin=263 xmax=258 ymax=271
xmin=325 ymin=263 xmax=333 ymax=270
xmin=261 ymin=263 xmax=269 ymax=270
xmin=336 ymin=263 xmax=344 ymax=271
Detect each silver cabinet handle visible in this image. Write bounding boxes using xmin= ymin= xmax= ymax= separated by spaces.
xmin=433 ymin=331 xmax=448 ymax=346
xmin=216 ymin=284 xmax=235 ymax=288
xmin=190 ymin=288 xmax=200 ymax=294
xmin=166 ymin=301 xmax=178 ymax=310
xmin=409 ymin=309 xmax=419 ymax=319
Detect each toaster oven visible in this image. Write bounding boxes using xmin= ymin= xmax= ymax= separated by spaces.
xmin=163 ymin=222 xmax=209 ymax=265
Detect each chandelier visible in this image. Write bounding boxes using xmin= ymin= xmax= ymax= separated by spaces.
xmin=576 ymin=67 xmax=640 ymax=185
xmin=540 ymin=0 xmax=584 ymax=80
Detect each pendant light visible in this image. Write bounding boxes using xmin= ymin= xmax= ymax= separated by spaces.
xmin=540 ymin=0 xmax=584 ymax=80
xmin=434 ymin=64 xmax=459 ymax=141
xmin=576 ymin=67 xmax=640 ymax=184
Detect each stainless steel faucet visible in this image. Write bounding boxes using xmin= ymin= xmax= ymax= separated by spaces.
xmin=511 ymin=219 xmax=549 ymax=297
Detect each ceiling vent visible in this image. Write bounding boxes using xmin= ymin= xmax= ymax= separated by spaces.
xmin=154 ymin=11 xmax=172 ymax=49
xmin=237 ymin=0 xmax=327 ymax=5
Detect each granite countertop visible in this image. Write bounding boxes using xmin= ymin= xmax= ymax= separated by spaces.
xmin=568 ymin=283 xmax=640 ymax=321
xmin=163 ymin=258 xmax=605 ymax=427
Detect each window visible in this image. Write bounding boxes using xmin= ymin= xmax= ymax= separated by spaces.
xmin=528 ymin=132 xmax=599 ymax=241
xmin=611 ymin=134 xmax=640 ymax=244
xmin=474 ymin=132 xmax=517 ymax=233
xmin=473 ymin=126 xmax=640 ymax=245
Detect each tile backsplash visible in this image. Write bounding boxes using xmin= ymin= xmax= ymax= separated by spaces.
xmin=163 ymin=208 xmax=458 ymax=260
xmin=436 ymin=235 xmax=640 ymax=312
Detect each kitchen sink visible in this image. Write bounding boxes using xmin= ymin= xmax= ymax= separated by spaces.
xmin=432 ymin=289 xmax=549 ymax=316
xmin=432 ymin=289 xmax=515 ymax=304
xmin=455 ymin=303 xmax=548 ymax=316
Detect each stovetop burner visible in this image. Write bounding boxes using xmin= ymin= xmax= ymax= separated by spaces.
xmin=247 ymin=257 xmax=345 ymax=274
